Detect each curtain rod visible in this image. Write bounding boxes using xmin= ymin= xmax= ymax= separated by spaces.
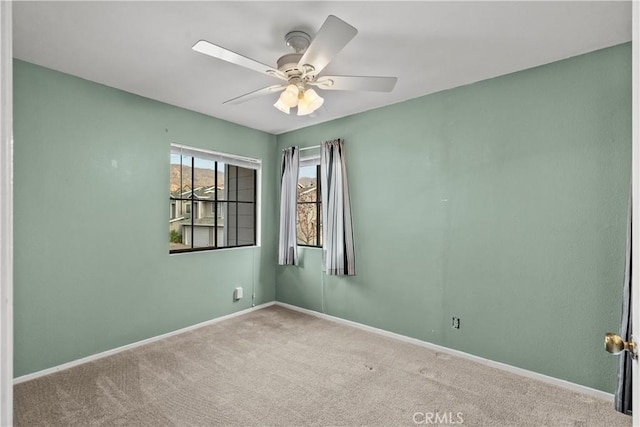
xmin=282 ymin=146 xmax=320 ymax=151
xmin=299 ymin=145 xmax=320 ymax=151
xmin=282 ymin=145 xmax=321 ymax=152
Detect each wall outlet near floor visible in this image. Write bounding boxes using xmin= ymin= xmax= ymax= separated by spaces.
xmin=452 ymin=317 xmax=460 ymax=329
xmin=233 ymin=287 xmax=243 ymax=301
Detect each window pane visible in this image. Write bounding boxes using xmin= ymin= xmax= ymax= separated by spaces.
xmin=237 ymin=202 xmax=256 ymax=246
xmin=226 ymin=165 xmax=236 ymax=201
xmin=180 ymin=155 xmax=193 ymax=194
xmin=218 ymin=201 xmax=255 ymax=248
xmin=169 ymin=200 xmax=191 ymax=251
xmin=227 ymin=166 xmax=255 ymax=202
xmin=298 ymin=165 xmax=318 ymax=202
xmin=193 ymin=157 xmax=215 ymax=202
xmin=224 ymin=202 xmax=236 ymax=247
xmin=170 ymin=153 xmax=182 ymax=197
xmin=218 ymin=162 xmax=226 ymax=201
xmin=169 ymin=219 xmax=187 ymax=251
xmin=215 ymin=200 xmax=224 ymax=247
xmin=297 ymin=203 xmax=318 ymax=245
xmin=297 ymin=164 xmax=321 ymax=246
xmin=236 ymin=167 xmax=255 ymax=202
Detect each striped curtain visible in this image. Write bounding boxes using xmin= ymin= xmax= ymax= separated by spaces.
xmin=321 ymin=139 xmax=356 ymax=276
xmin=278 ymin=147 xmax=299 ymax=265
xmin=615 ymin=194 xmax=632 ymax=415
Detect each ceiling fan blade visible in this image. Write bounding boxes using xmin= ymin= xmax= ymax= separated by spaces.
xmin=193 ymin=40 xmax=287 ymax=81
xmin=313 ymin=76 xmax=398 ymax=92
xmin=223 ymin=85 xmax=286 ymax=105
xmin=298 ymin=15 xmax=358 ymax=76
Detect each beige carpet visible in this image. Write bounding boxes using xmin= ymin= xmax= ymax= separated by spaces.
xmin=14 ymin=305 xmax=631 ymax=426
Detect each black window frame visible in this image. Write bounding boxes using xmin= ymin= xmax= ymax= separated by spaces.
xmin=170 ymin=152 xmax=257 ymax=254
xmin=297 ymin=163 xmax=322 ymax=248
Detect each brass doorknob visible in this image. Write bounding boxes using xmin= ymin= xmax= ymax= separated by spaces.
xmin=604 ymin=332 xmax=637 ymax=359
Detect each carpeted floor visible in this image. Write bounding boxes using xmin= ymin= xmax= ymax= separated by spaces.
xmin=14 ymin=305 xmax=631 ymax=426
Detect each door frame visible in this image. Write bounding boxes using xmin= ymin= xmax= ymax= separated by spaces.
xmin=0 ymin=0 xmax=13 ymax=425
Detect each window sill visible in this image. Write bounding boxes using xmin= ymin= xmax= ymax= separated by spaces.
xmin=169 ymin=244 xmax=260 ymax=256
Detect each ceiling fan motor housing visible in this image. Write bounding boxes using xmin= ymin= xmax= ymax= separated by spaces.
xmin=276 ymin=53 xmax=304 ymax=77
xmin=285 ymin=31 xmax=311 ymax=53
xmin=277 ymin=30 xmax=315 ymax=81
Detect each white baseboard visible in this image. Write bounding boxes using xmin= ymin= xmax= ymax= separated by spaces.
xmin=13 ymin=302 xmax=275 ymax=385
xmin=14 ymin=300 xmax=615 ymax=403
xmin=274 ymin=302 xmax=614 ymax=402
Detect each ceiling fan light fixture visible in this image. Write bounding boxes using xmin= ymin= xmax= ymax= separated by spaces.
xmin=303 ymin=88 xmax=324 ymax=111
xmin=280 ymin=84 xmax=300 ymax=108
xmin=274 ymin=97 xmax=290 ymax=114
xmin=296 ymin=97 xmax=313 ymax=116
xmin=296 ymin=88 xmax=323 ymax=116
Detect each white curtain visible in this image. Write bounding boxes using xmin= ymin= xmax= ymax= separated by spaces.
xmin=321 ymin=139 xmax=356 ymax=275
xmin=278 ymin=147 xmax=299 ymax=265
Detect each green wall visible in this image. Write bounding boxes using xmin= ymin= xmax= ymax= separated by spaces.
xmin=276 ymin=43 xmax=632 ymax=393
xmin=14 ymin=43 xmax=631 ymax=393
xmin=13 ymin=60 xmax=278 ymax=377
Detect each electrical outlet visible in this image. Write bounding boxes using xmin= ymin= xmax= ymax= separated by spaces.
xmin=233 ymin=287 xmax=243 ymax=301
xmin=452 ymin=317 xmax=460 ymax=329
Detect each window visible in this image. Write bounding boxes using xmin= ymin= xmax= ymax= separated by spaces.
xmin=169 ymin=144 xmax=260 ymax=253
xmin=297 ymin=159 xmax=322 ymax=247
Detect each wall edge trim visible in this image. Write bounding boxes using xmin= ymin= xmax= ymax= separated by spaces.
xmin=13 ymin=302 xmax=276 ymax=384
xmin=274 ymin=301 xmax=614 ymax=402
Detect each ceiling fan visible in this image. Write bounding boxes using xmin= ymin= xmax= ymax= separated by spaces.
xmin=192 ymin=15 xmax=398 ymax=116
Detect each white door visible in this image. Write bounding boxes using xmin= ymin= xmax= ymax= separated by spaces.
xmin=632 ymin=3 xmax=640 ymax=426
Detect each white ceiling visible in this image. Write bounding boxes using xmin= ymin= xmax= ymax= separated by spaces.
xmin=13 ymin=1 xmax=632 ymax=135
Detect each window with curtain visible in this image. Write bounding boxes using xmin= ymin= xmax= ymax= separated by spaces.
xmin=297 ymin=156 xmax=322 ymax=247
xmin=169 ymin=144 xmax=260 ymax=253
